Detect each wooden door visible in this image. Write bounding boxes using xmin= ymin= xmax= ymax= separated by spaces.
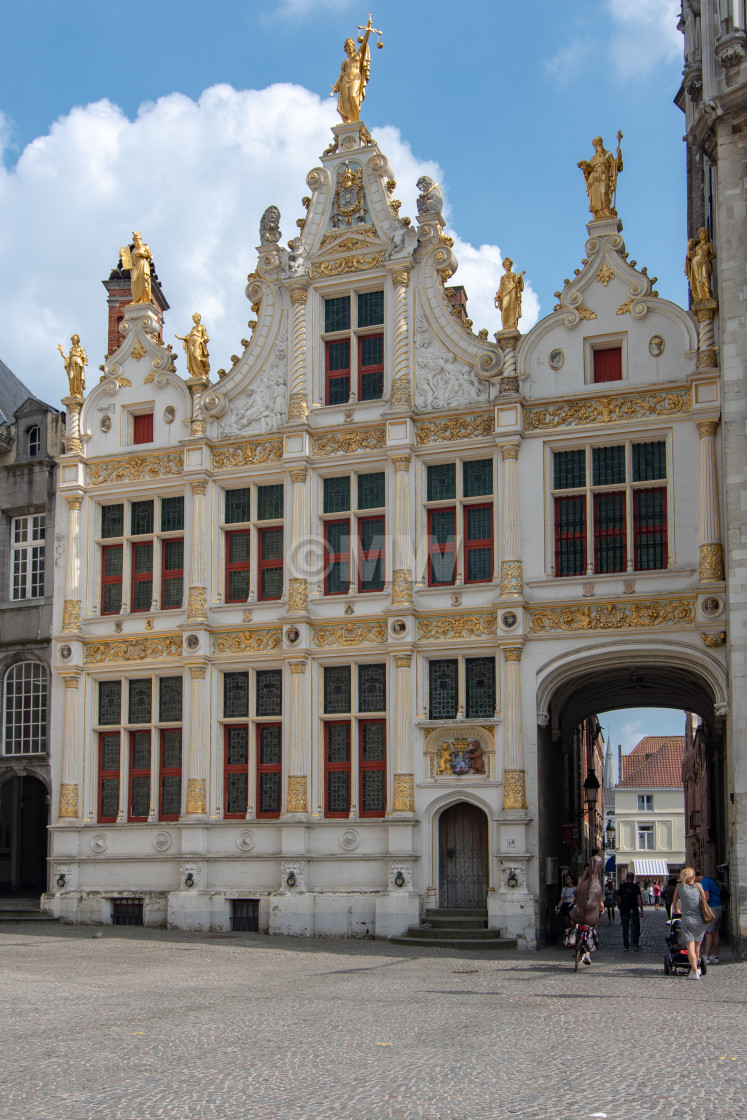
xmin=438 ymin=802 xmax=488 ymax=908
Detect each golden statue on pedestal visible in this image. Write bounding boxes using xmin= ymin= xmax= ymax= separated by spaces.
xmin=57 ymin=334 xmax=87 ymax=398
xmin=331 ymin=13 xmax=383 ymax=123
xmin=578 ymin=133 xmax=623 ymax=219
xmin=495 ymin=258 xmax=525 ymax=332
xmin=685 ymin=227 xmax=715 ymax=301
xmin=176 ymin=313 xmax=211 ymax=381
xmin=120 ymin=231 xmax=153 ymax=304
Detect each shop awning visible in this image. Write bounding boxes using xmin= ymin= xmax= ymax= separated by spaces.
xmin=633 ymin=859 xmax=669 ymax=877
xmin=604 ymin=856 xmax=616 ymax=873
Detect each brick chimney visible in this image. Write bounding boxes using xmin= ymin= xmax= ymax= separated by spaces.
xmin=103 ymin=247 xmax=169 ymax=358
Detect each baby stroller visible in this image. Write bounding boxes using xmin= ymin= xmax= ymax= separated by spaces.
xmin=664 ymin=917 xmax=707 ymax=976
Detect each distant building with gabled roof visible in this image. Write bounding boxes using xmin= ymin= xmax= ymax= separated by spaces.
xmin=613 ymin=735 xmax=686 ymax=885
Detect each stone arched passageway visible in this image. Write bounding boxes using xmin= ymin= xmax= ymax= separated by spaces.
xmin=0 ymin=775 xmax=49 ymax=894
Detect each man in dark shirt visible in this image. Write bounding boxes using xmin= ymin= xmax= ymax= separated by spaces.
xmin=617 ymin=872 xmax=644 ymax=951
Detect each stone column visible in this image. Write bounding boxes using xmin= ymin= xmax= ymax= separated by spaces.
xmin=287 ymin=468 xmax=309 ymax=613
xmin=391 ymin=653 xmax=414 ymax=813
xmin=496 ymin=329 xmax=521 ymax=391
xmin=694 ymin=298 xmax=718 ymax=368
xmin=61 ymin=396 xmax=83 ymax=454
xmin=389 ymin=269 xmax=412 ymax=410
xmin=499 ymin=443 xmax=523 ymax=596
xmin=391 ymin=455 xmax=414 ymax=606
xmin=186 ymin=377 xmax=209 ymax=437
xmin=287 ymin=287 xmax=309 ymax=421
xmin=697 ymin=419 xmax=724 ymax=581
xmin=286 ymin=660 xmax=308 ymax=814
xmin=62 ymin=495 xmax=83 ymax=633
xmin=184 ymin=665 xmax=207 ymax=816
xmin=187 ymin=480 xmax=209 ymax=621
xmin=503 ymin=646 xmax=527 ymax=810
xmin=58 ymin=673 xmax=81 ymax=819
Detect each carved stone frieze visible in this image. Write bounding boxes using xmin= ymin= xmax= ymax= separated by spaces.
xmin=212 ymin=629 xmax=283 ymax=654
xmin=503 ymin=769 xmax=528 ymax=809
xmin=185 ymin=778 xmax=207 ymax=815
xmin=417 ymin=613 xmax=497 ymax=640
xmin=311 ymin=427 xmax=385 ymax=456
xmin=287 ymin=776 xmax=308 ymax=813
xmin=84 ymin=636 xmax=183 ymax=663
xmin=415 ymin=414 xmax=494 ymax=445
xmin=311 ymin=252 xmax=384 ymax=279
xmin=415 ymin=305 xmax=489 ymax=413
xmin=528 ymin=598 xmax=697 ymax=634
xmin=87 ymin=451 xmax=184 ymax=487
xmin=524 ymin=389 xmax=692 ymax=432
xmin=312 ymin=621 xmax=388 ymax=647
xmin=392 ymin=773 xmax=415 ymax=812
xmin=211 ymin=440 xmax=283 ymax=469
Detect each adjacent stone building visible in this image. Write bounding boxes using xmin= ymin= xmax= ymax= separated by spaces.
xmin=0 ymin=359 xmax=63 ymax=894
xmin=43 ymin=117 xmax=728 ymax=945
xmin=613 ymin=735 xmax=686 ymax=885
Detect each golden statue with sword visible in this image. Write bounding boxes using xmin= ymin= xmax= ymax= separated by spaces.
xmin=331 ymin=13 xmax=384 ymax=123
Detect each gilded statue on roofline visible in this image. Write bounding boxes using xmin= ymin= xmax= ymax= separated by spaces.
xmin=578 ymin=133 xmax=623 ymax=220
xmin=331 ymin=13 xmax=383 ymax=123
xmin=685 ymin=227 xmax=715 ymax=302
xmin=120 ymin=231 xmax=153 ymax=304
xmin=57 ymin=334 xmax=87 ymax=399
xmin=176 ymin=313 xmax=211 ymax=381
xmin=495 ymin=258 xmax=525 ymax=332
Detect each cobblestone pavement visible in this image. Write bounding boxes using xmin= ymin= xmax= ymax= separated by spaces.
xmin=1 ymin=908 xmax=745 ymax=1120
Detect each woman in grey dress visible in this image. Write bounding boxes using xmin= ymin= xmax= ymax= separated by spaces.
xmin=671 ymin=867 xmax=708 ymax=979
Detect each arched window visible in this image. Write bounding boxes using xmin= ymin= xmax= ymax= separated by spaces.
xmin=3 ymin=662 xmax=48 ymax=755
xmin=26 ymin=425 xmax=41 ymax=457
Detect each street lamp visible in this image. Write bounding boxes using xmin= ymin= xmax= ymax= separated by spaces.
xmin=583 ymin=769 xmax=600 ymax=811
xmin=605 ymin=819 xmax=616 ymax=851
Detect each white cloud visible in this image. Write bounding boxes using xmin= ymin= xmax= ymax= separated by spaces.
xmin=546 ymin=0 xmax=681 ymax=82
xmin=0 ymin=83 xmax=538 ymax=407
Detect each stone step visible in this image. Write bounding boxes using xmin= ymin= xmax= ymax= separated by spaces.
xmin=426 ymin=908 xmax=488 ymax=919
xmin=0 ymin=912 xmax=59 ymax=922
xmin=391 ymin=935 xmax=517 ymax=951
xmin=407 ymin=925 xmax=497 ymax=940
xmin=421 ymin=916 xmax=488 ymax=930
xmin=0 ymin=897 xmax=40 ymax=911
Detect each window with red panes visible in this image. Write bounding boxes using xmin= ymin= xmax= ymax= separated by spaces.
xmin=322 ymin=665 xmax=386 ymax=818
xmin=426 ymin=460 xmax=494 ymax=587
xmin=223 ymin=485 xmax=284 ymax=603
xmin=592 ymin=347 xmax=622 ymax=383
xmin=133 ymin=412 xmax=154 ymax=444
xmin=98 ymin=733 xmax=121 ymax=823
xmin=323 ymin=290 xmax=384 ymax=406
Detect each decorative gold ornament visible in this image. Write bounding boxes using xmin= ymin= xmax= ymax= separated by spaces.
xmin=696 ymin=349 xmax=718 ymax=369
xmin=319 ymin=227 xmax=379 ymax=252
xmin=494 ymin=258 xmax=524 ymax=331
xmin=697 ymin=420 xmax=719 ymax=439
xmin=190 ymin=421 xmax=206 ymax=437
xmin=311 ymin=251 xmax=385 ymax=279
xmin=524 ymin=388 xmax=691 ymax=432
xmin=394 ymin=653 xmax=413 ymax=668
xmin=685 ymin=227 xmax=715 ymax=301
xmin=189 ymin=665 xmax=207 ymax=680
xmin=596 ymin=263 xmax=615 ymax=286
xmin=287 ymin=392 xmax=309 ymax=421
xmin=57 ymin=335 xmax=87 ymax=398
xmin=415 ymin=414 xmax=494 ymax=446
xmin=130 ymin=340 xmax=147 ymax=362
xmin=392 ymin=774 xmax=415 ymax=812
xmin=311 ymin=426 xmax=385 ymax=456
xmin=65 ymin=437 xmax=83 ymax=454
xmin=503 ymin=769 xmax=528 ymax=810
xmin=191 ymin=480 xmax=208 ymax=496
xmin=289 ymin=660 xmax=308 ymax=674
xmin=62 ymin=675 xmax=80 ymax=689
xmin=391 ymin=269 xmax=410 ymax=288
xmin=500 ymin=561 xmax=523 ymax=596
xmin=701 ymin=631 xmax=726 ymax=648
xmin=288 ymin=578 xmax=309 ymax=611
xmin=212 ymin=629 xmax=282 ymax=654
xmin=578 ymin=133 xmax=623 ymax=219
xmin=391 ymin=569 xmax=414 ymax=605
xmin=84 ymin=636 xmax=183 ymax=664
xmin=87 ymin=451 xmax=184 ymax=487
xmin=500 ymin=442 xmax=520 ymax=461
xmin=61 ymin=599 xmax=82 ymax=632
xmin=615 ymin=297 xmax=637 ymax=316
xmin=417 ymin=614 xmax=497 ymax=640
xmin=186 ymin=778 xmax=207 ymax=815
xmin=389 ymin=376 xmax=412 ymax=409
xmin=59 ymin=784 xmax=79 ymax=819
xmin=65 ymin=495 xmax=83 ymax=511
xmin=699 ymin=543 xmax=725 ymax=582
xmin=313 ymin=621 xmax=388 ymax=647
xmin=289 ymin=287 xmax=309 ymax=306
xmin=187 ymin=586 xmax=208 ymax=620
xmin=576 ymin=305 xmax=598 ymax=320
xmin=330 ymin=14 xmax=383 ymax=123
xmin=120 ymin=232 xmax=153 ymax=304
xmin=503 ymin=646 xmax=523 ymax=663
xmin=175 ymin=313 xmax=210 ymax=381
xmin=528 ymin=598 xmax=697 ymax=634
xmin=391 ymin=455 xmax=411 ymax=472
xmin=290 ymin=468 xmax=308 ymax=484
xmin=287 ymin=775 xmax=308 ymax=813
xmin=211 ymin=440 xmax=283 ymax=469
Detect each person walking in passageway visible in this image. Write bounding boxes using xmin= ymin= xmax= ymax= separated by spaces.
xmin=604 ymin=878 xmax=617 ymax=924
xmin=652 ymin=881 xmax=662 ymax=909
xmin=696 ymin=873 xmax=723 ymax=964
xmin=617 ymin=872 xmax=644 ymax=951
xmin=671 ymin=867 xmax=709 ymax=979
xmin=569 ymin=855 xmax=604 ymax=965
xmin=556 ymin=872 xmax=577 ymax=931
xmin=662 ymin=875 xmax=677 ymax=918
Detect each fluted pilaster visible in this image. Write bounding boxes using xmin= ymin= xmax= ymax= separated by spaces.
xmin=391 ymin=653 xmax=414 ymax=812
xmin=500 ymin=443 xmax=523 ymax=596
xmin=697 ymin=419 xmax=724 ymax=581
xmin=288 ymin=468 xmax=309 ymax=612
xmin=389 ymin=269 xmax=412 ymax=410
xmin=391 ymin=455 xmax=413 ymax=605
xmin=187 ymin=480 xmax=209 ymax=620
xmin=184 ymin=666 xmax=207 ymax=816
xmin=288 ymin=287 xmax=309 ymax=420
xmin=503 ymin=646 xmax=527 ymax=809
xmin=58 ymin=674 xmax=80 ymax=819
xmin=286 ymin=660 xmax=308 ymax=814
xmin=62 ymin=495 xmax=83 ymax=632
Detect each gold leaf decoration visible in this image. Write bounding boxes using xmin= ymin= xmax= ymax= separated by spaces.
xmin=311 ymin=427 xmax=385 ymax=456
xmin=131 ymin=341 xmax=147 ymax=361
xmin=311 ymin=252 xmax=385 ymax=279
xmin=417 ymin=614 xmax=497 ymax=640
xmin=212 ymin=629 xmax=283 ymax=654
xmin=596 ymin=264 xmax=615 ymax=286
xmin=415 ymin=414 xmax=494 ymax=445
xmin=211 ymin=440 xmax=283 ymax=469
xmin=616 ymin=297 xmax=636 ymax=315
xmin=84 ymin=636 xmax=183 ymax=663
xmin=577 ymin=305 xmax=597 ymax=320
xmin=87 ymin=451 xmax=184 ymax=487
xmin=528 ymin=598 xmax=697 ymax=634
xmin=524 ymin=389 xmax=691 ymax=432
xmin=312 ymin=621 xmax=388 ymax=647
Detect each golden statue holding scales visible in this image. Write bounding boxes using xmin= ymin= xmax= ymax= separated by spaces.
xmin=331 ymin=13 xmax=383 ymax=123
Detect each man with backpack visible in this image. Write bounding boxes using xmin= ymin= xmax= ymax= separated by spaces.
xmin=617 ymin=872 xmax=644 ymax=951
xmin=696 ymin=873 xmax=723 ymax=963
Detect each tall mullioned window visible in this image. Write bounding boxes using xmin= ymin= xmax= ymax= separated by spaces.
xmin=323 ymin=289 xmax=384 ymax=405
xmin=552 ymin=441 xmax=668 ymax=577
xmin=322 ymin=664 xmax=386 ymax=817
xmin=428 ymin=658 xmax=496 ymax=721
xmin=425 ymin=459 xmax=494 ymax=586
xmin=222 ymin=483 xmax=284 ymax=603
xmin=322 ymin=471 xmax=385 ymax=595
xmin=221 ymin=669 xmax=282 ymax=818
xmin=2 ymin=662 xmax=47 ymax=755
xmin=11 ymin=514 xmax=45 ymax=600
xmin=99 ymin=496 xmax=184 ymax=614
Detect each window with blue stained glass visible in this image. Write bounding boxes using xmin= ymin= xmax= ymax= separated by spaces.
xmin=466 ymin=658 xmax=495 ymax=718
xmin=324 ymin=476 xmax=351 ymax=513
xmin=429 ymin=660 xmax=458 ymax=720
xmin=325 ymin=295 xmax=351 ymax=333
xmin=358 ymin=472 xmax=385 ymax=509
xmin=224 ymin=672 xmax=248 ymax=718
xmin=256 ymin=670 xmax=282 ymax=717
xmin=99 ymin=680 xmax=121 ymax=725
xmin=632 ymin=441 xmax=666 ymax=482
xmin=161 ymin=495 xmax=184 ymax=532
xmin=128 ymin=679 xmax=152 ymax=724
xmin=427 ymin=463 xmax=456 ymax=502
xmin=463 ymin=459 xmax=493 ymax=497
xmin=159 ymin=677 xmax=182 ymax=723
xmin=225 ymin=488 xmax=251 ymax=524
xmin=359 ymin=663 xmax=386 ymax=712
xmin=357 ymin=290 xmax=384 ymax=327
xmin=553 ymin=450 xmax=586 ymax=490
xmin=101 ymin=503 xmax=124 ymax=538
xmin=592 ymin=445 xmax=626 ymax=486
xmin=324 ymin=666 xmax=351 ymax=714
xmin=257 ymin=484 xmax=284 ymax=521
xmin=130 ymin=501 xmax=154 ymax=536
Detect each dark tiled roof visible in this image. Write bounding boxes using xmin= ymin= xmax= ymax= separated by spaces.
xmin=0 ymin=357 xmax=38 ymax=425
xmin=618 ymin=736 xmax=685 ymax=789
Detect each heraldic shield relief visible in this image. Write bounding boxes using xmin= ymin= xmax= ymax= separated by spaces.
xmin=425 ymin=727 xmax=494 ymax=780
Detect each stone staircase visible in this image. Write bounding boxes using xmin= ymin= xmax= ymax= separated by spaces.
xmin=390 ymin=907 xmax=517 ymax=951
xmin=0 ymin=896 xmax=58 ymax=922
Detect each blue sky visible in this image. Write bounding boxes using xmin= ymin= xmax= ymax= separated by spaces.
xmin=599 ymin=707 xmax=686 ymax=780
xmin=0 ymin=0 xmax=686 ymax=403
